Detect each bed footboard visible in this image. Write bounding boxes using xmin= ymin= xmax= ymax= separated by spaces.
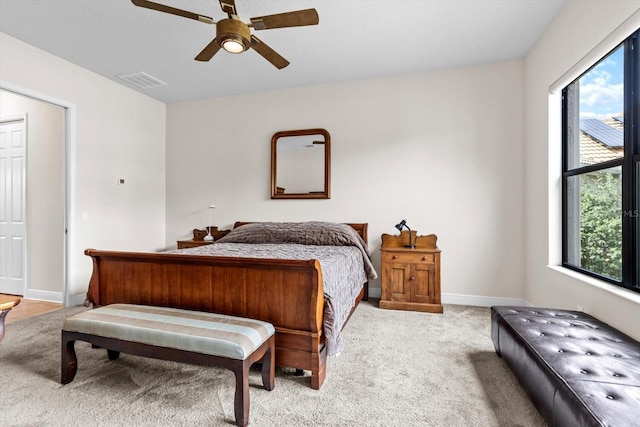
xmin=84 ymin=249 xmax=328 ymax=388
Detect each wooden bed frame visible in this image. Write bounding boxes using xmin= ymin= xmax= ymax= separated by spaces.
xmin=84 ymin=222 xmax=369 ymax=390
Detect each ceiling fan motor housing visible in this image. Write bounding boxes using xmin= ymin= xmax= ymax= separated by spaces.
xmin=217 ymin=18 xmax=251 ymax=53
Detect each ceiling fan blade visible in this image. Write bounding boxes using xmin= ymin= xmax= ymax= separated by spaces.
xmin=250 ymin=9 xmax=319 ymax=30
xmin=195 ymin=38 xmax=222 ymax=62
xmin=131 ymin=0 xmax=214 ymax=24
xmin=250 ymin=35 xmax=289 ymax=69
xmin=218 ymin=0 xmax=237 ymax=17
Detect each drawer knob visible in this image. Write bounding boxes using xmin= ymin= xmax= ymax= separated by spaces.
xmin=410 ymin=276 xmax=415 ymax=281
xmin=392 ymin=255 xmax=398 ymax=259
xmin=423 ymin=256 xmax=428 ymax=261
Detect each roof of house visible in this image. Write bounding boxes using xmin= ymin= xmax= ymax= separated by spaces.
xmin=579 ymin=117 xmax=624 ymax=166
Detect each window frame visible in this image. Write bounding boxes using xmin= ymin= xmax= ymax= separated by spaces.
xmin=561 ymin=29 xmax=639 ymax=293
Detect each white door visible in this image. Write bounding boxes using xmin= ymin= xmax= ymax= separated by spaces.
xmin=0 ymin=117 xmax=27 ymax=295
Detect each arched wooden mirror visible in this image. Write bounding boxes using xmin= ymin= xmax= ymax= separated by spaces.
xmin=271 ymin=128 xmax=330 ymax=199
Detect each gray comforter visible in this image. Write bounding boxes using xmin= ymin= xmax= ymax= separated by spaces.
xmin=167 ymin=222 xmax=377 ymax=355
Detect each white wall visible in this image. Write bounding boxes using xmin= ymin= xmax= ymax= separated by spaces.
xmin=166 ymin=60 xmax=525 ymax=304
xmin=0 ymin=33 xmax=167 ymax=306
xmin=524 ymin=1 xmax=640 ymax=340
xmin=0 ymin=90 xmax=65 ymax=301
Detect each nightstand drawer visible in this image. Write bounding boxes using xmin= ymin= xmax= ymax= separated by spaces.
xmin=382 ymin=252 xmax=435 ymax=264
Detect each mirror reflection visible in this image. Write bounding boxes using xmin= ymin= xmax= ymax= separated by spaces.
xmin=271 ymin=128 xmax=330 ymax=199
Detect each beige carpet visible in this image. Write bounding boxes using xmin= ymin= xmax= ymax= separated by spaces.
xmin=0 ymin=300 xmax=545 ymax=426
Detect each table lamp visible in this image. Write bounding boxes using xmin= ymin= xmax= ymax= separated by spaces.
xmin=204 ymin=204 xmax=216 ymax=241
xmin=394 ymin=219 xmax=415 ymax=248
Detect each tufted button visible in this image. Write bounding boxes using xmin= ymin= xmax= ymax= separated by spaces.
xmin=613 ymin=373 xmax=621 ymax=377
xmin=585 ymin=352 xmax=592 ymax=355
xmin=546 ymin=321 xmax=551 ymax=324
xmin=540 ymin=333 xmax=545 ymax=336
xmin=558 ymin=349 xmax=564 ymax=353
xmin=589 ymin=337 xmax=595 ymax=340
xmin=606 ymin=395 xmax=614 ymax=400
xmin=564 ymin=334 xmax=570 ymax=337
xmin=613 ymin=353 xmax=621 ymax=357
xmin=580 ymin=369 xmax=588 ymax=374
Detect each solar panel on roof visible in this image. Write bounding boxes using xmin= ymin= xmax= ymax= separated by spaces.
xmin=579 ymin=119 xmax=623 ymax=148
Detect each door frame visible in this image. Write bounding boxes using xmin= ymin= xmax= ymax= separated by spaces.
xmin=1 ymin=80 xmax=75 ymax=307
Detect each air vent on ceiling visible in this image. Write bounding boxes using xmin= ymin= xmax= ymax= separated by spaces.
xmin=117 ymin=72 xmax=167 ymax=89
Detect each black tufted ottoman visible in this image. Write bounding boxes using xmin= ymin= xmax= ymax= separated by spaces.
xmin=491 ymin=306 xmax=640 ymax=427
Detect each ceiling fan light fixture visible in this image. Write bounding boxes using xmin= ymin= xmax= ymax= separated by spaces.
xmin=221 ymin=37 xmax=247 ymax=53
xmin=217 ymin=18 xmax=251 ymax=54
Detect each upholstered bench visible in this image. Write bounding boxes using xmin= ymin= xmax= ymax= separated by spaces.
xmin=491 ymin=306 xmax=640 ymax=427
xmin=61 ymin=304 xmax=275 ymax=427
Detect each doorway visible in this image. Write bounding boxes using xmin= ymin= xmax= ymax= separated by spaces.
xmin=0 ymin=89 xmax=66 ymax=303
xmin=0 ymin=116 xmax=27 ymax=295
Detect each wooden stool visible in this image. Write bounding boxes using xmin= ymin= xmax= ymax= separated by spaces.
xmin=61 ymin=304 xmax=275 ymax=426
xmin=0 ymin=295 xmax=21 ymax=343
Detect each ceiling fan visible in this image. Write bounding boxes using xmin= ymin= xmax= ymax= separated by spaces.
xmin=131 ymin=0 xmax=319 ymax=69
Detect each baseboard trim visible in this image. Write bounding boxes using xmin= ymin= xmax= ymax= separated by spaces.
xmin=368 ymin=288 xmax=530 ymax=308
xmin=368 ymin=288 xmax=382 ymax=298
xmin=24 ymin=289 xmax=63 ymax=303
xmin=20 ymin=290 xmax=87 ymax=307
xmin=70 ymin=293 xmax=88 ymax=307
xmin=441 ymin=293 xmax=530 ymax=307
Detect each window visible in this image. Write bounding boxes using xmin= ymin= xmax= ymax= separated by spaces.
xmin=562 ymin=29 xmax=639 ymax=293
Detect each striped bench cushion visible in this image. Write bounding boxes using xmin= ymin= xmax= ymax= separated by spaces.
xmin=63 ymin=304 xmax=275 ymax=360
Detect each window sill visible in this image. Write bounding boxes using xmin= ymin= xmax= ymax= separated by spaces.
xmin=547 ymin=265 xmax=640 ymax=304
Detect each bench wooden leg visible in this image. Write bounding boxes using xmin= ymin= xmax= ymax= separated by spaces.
xmin=107 ymin=349 xmax=120 ymax=360
xmin=233 ymin=362 xmax=250 ymax=427
xmin=61 ymin=331 xmax=78 ymax=384
xmin=261 ymin=345 xmax=274 ymax=391
xmin=233 ymin=336 xmax=275 ymax=426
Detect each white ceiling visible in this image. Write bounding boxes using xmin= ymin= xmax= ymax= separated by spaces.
xmin=0 ymin=0 xmax=565 ymax=104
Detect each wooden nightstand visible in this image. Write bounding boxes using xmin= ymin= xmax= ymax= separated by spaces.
xmin=177 ymin=226 xmax=231 ymax=249
xmin=379 ymin=231 xmax=443 ymax=313
xmin=176 ymin=240 xmax=215 ymax=249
